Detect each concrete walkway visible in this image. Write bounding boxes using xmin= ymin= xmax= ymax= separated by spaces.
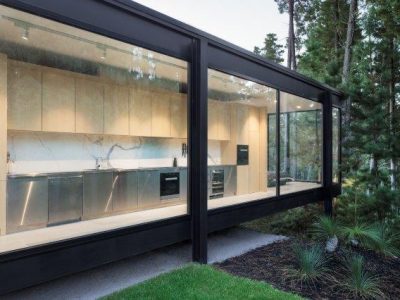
xmin=4 ymin=228 xmax=286 ymax=300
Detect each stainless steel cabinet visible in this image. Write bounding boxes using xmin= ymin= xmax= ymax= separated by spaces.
xmin=112 ymin=171 xmax=138 ymax=212
xmin=180 ymin=168 xmax=187 ymax=203
xmin=48 ymin=175 xmax=83 ymax=226
xmin=83 ymin=171 xmax=113 ymax=219
xmin=6 ymin=176 xmax=48 ymax=233
xmin=224 ymin=166 xmax=237 ymax=197
xmin=137 ymin=170 xmax=160 ymax=208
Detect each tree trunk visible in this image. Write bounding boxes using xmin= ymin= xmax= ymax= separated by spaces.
xmin=287 ymin=0 xmax=296 ymax=70
xmin=342 ymin=0 xmax=357 ymax=126
xmin=334 ymin=0 xmax=339 ymax=55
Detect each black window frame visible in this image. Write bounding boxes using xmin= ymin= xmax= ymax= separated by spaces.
xmin=0 ymin=0 xmax=343 ymax=294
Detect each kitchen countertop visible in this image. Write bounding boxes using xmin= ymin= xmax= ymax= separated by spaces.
xmin=7 ymin=164 xmax=237 ymax=178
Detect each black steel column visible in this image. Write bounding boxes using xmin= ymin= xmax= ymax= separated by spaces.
xmin=322 ymin=91 xmax=333 ymax=215
xmin=189 ymin=38 xmax=208 ymax=263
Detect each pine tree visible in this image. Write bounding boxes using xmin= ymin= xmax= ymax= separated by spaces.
xmin=253 ymin=33 xmax=284 ymax=64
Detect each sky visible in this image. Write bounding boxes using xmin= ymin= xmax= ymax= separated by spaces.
xmin=133 ymin=0 xmax=288 ymax=53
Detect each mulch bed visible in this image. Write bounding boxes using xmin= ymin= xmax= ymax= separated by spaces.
xmin=215 ymin=238 xmax=400 ymax=299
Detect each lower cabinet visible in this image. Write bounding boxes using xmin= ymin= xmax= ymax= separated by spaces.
xmin=112 ymin=171 xmax=138 ymax=212
xmin=83 ymin=171 xmax=114 ymax=219
xmin=137 ymin=170 xmax=160 ymax=208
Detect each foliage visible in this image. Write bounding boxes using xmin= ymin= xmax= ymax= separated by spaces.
xmin=242 ymin=204 xmax=322 ymax=238
xmin=311 ymin=216 xmax=341 ymax=240
xmin=254 ymin=33 xmax=284 ymax=64
xmin=340 ymin=255 xmax=383 ymax=299
xmin=339 ymin=223 xmax=377 ymax=247
xmin=103 ymin=264 xmax=303 ymax=300
xmin=363 ymin=222 xmax=400 ymax=257
xmin=287 ymin=244 xmax=331 ymax=285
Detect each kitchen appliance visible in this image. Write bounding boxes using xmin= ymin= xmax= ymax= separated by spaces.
xmin=6 ymin=175 xmax=48 ymax=233
xmin=48 ymin=174 xmax=83 ymax=226
xmin=160 ymin=172 xmax=180 ymax=200
xmin=237 ymin=145 xmax=249 ymax=165
xmin=210 ymin=169 xmax=224 ymax=199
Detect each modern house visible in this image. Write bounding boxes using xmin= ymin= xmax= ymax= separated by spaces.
xmin=0 ymin=0 xmax=342 ymax=294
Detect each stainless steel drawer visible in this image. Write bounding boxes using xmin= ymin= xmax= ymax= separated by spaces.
xmin=224 ymin=166 xmax=237 ymax=197
xmin=48 ymin=175 xmax=83 ymax=226
xmin=83 ymin=171 xmax=113 ymax=219
xmin=112 ymin=171 xmax=138 ymax=212
xmin=6 ymin=176 xmax=48 ymax=233
xmin=137 ymin=170 xmax=160 ymax=208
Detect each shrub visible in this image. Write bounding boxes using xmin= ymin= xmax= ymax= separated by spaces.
xmin=363 ymin=222 xmax=400 ymax=257
xmin=286 ymin=244 xmax=331 ymax=286
xmin=339 ymin=223 xmax=377 ymax=247
xmin=340 ymin=255 xmax=383 ymax=299
xmin=311 ymin=216 xmax=341 ymax=240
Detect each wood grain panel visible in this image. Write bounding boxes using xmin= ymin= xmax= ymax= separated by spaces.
xmin=170 ymin=92 xmax=187 ymax=138
xmin=130 ymin=88 xmax=152 ymax=137
xmin=104 ymin=84 xmax=129 ymax=135
xmin=75 ymin=78 xmax=104 ymax=134
xmin=151 ymin=91 xmax=170 ymax=137
xmin=42 ymin=71 xmax=75 ymax=132
xmin=7 ymin=61 xmax=42 ymax=131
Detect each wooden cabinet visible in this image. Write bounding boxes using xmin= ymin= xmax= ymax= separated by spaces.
xmin=170 ymin=92 xmax=187 ymax=138
xmin=151 ymin=91 xmax=171 ymax=137
xmin=104 ymin=84 xmax=129 ymax=135
xmin=75 ymin=78 xmax=104 ymax=134
xmin=42 ymin=71 xmax=75 ymax=133
xmin=236 ymin=104 xmax=249 ymax=144
xmin=219 ymin=102 xmax=231 ymax=140
xmin=8 ymin=61 xmax=42 ymax=131
xmin=129 ymin=88 xmax=152 ymax=137
xmin=208 ymin=99 xmax=219 ymax=140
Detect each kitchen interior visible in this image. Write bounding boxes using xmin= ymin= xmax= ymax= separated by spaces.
xmin=0 ymin=6 xmax=320 ymax=253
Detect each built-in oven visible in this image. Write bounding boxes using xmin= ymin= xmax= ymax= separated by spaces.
xmin=160 ymin=172 xmax=180 ymax=200
xmin=210 ymin=169 xmax=224 ymax=199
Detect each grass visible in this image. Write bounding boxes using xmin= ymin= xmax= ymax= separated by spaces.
xmin=103 ymin=264 xmax=303 ymax=300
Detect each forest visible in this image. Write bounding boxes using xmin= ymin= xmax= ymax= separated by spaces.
xmin=244 ymin=0 xmax=400 ymax=298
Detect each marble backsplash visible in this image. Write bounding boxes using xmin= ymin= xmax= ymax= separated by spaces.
xmin=7 ymin=131 xmax=222 ymax=174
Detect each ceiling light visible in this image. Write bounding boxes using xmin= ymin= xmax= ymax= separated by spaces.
xmin=309 ymin=103 xmax=314 ymax=108
xmin=296 ymin=105 xmax=302 ymax=109
xmin=97 ymin=45 xmax=107 ymax=60
xmin=274 ymin=100 xmax=277 ymax=103
xmin=21 ymin=27 xmax=29 ymax=41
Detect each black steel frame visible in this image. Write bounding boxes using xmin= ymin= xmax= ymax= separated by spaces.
xmin=0 ymin=0 xmax=343 ymax=294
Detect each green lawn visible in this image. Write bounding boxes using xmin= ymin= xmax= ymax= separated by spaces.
xmin=103 ymin=264 xmax=302 ymax=300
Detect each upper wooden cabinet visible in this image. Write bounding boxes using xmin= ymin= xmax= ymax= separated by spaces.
xmin=129 ymin=88 xmax=152 ymax=137
xmin=152 ymin=91 xmax=171 ymax=137
xmin=7 ymin=61 xmax=42 ymax=131
xmin=170 ymin=92 xmax=187 ymax=138
xmin=104 ymin=84 xmax=129 ymax=135
xmin=75 ymin=78 xmax=104 ymax=134
xmin=208 ymin=99 xmax=231 ymax=141
xmin=208 ymin=99 xmax=219 ymax=140
xmin=42 ymin=70 xmax=76 ymax=133
xmin=236 ymin=104 xmax=249 ymax=145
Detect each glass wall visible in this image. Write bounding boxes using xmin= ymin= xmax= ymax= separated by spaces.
xmin=279 ymin=92 xmax=323 ymax=194
xmin=332 ymin=107 xmax=340 ymax=183
xmin=0 ymin=5 xmax=188 ymax=253
xmin=207 ymin=69 xmax=277 ymax=209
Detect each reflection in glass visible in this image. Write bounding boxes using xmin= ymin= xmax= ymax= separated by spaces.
xmin=207 ymin=69 xmax=277 ymax=210
xmin=332 ymin=108 xmax=340 ymax=183
xmin=0 ymin=5 xmax=188 ymax=253
xmin=279 ymin=92 xmax=323 ymax=194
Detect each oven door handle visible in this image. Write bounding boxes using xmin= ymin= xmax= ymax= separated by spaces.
xmin=165 ymin=177 xmax=178 ymax=181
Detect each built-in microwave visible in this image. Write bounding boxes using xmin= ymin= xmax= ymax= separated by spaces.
xmin=160 ymin=172 xmax=180 ymax=200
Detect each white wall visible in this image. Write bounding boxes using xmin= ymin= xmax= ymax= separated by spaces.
xmin=7 ymin=131 xmax=222 ymax=174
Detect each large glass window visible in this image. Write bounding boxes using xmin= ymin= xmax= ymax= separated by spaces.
xmin=207 ymin=69 xmax=277 ymax=209
xmin=279 ymin=92 xmax=323 ymax=194
xmin=0 ymin=5 xmax=188 ymax=253
xmin=332 ymin=107 xmax=340 ymax=183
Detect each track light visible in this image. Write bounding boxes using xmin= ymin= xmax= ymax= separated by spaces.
xmin=21 ymin=26 xmax=29 ymax=40
xmin=97 ymin=45 xmax=107 ymax=60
